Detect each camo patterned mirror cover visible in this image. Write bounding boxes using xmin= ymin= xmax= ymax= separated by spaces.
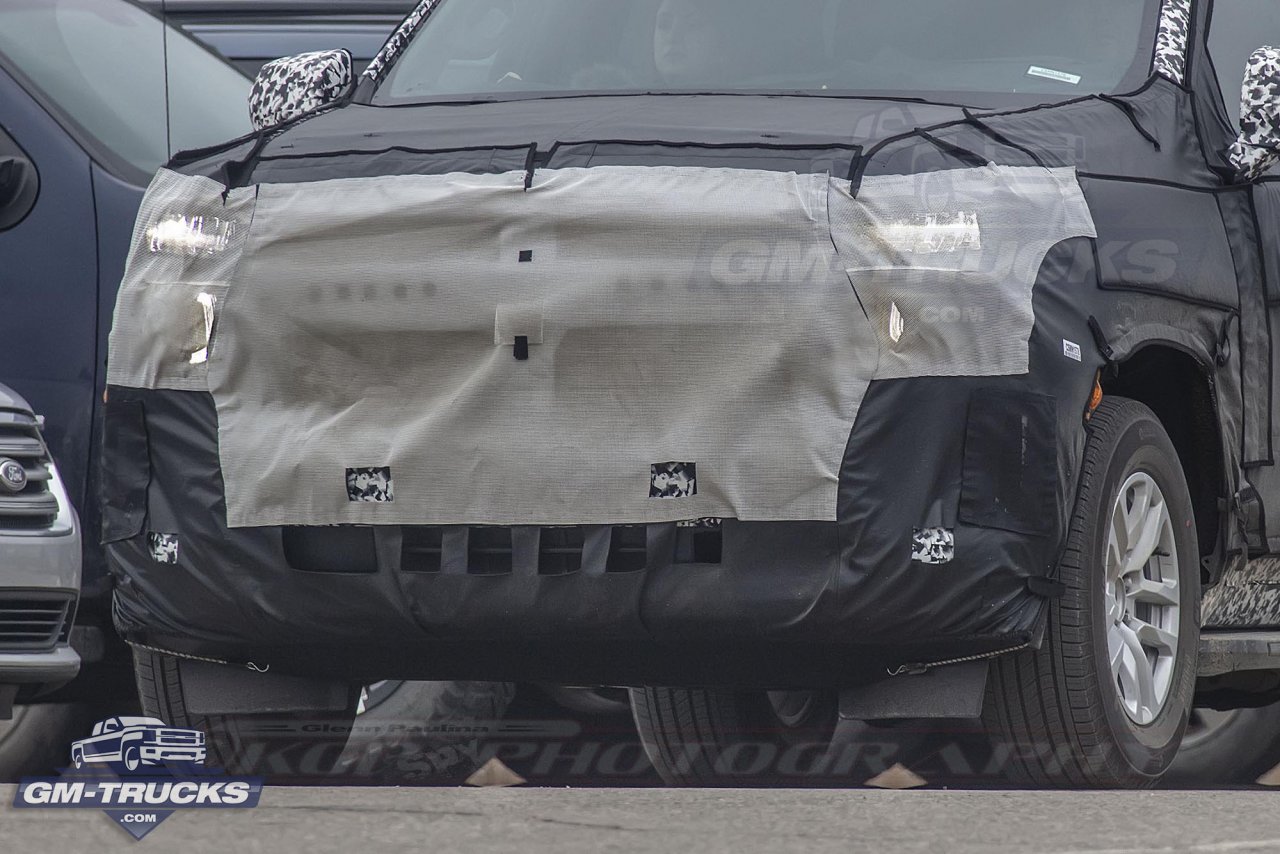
xmin=1230 ymin=46 xmax=1280 ymax=181
xmin=249 ymin=49 xmax=354 ymax=132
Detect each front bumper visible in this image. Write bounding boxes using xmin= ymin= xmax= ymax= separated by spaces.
xmin=141 ymin=745 xmax=206 ymax=762
xmin=0 ymin=643 xmax=80 ymax=688
xmin=104 ymin=376 xmax=1077 ymax=689
xmin=0 ymin=464 xmax=82 ymax=694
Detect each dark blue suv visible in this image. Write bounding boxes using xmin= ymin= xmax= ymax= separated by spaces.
xmin=0 ymin=0 xmax=249 ymax=682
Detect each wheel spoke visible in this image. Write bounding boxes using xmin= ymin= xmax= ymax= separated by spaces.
xmin=1121 ymin=495 xmax=1167 ymax=578
xmin=1106 ymin=522 xmax=1125 ymax=581
xmin=1129 ymin=577 xmax=1179 ymax=608
xmin=1118 ymin=622 xmax=1158 ymax=718
xmin=1108 ymin=501 xmax=1130 ymax=577
xmin=1128 ymin=614 xmax=1178 ymax=654
xmin=1114 ymin=626 xmax=1143 ymax=712
xmin=1123 ymin=480 xmax=1152 ymax=546
xmin=1107 ymin=623 xmax=1126 ymax=676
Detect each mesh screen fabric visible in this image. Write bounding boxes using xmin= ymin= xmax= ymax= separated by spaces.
xmin=831 ymin=166 xmax=1096 ymax=379
xmin=108 ymin=164 xmax=1094 ymax=527
xmin=107 ymin=169 xmax=257 ymax=391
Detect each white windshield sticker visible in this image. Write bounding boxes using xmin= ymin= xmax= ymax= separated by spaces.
xmin=1027 ymin=65 xmax=1081 ymax=85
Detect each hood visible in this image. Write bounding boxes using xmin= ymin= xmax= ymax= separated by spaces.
xmin=178 ymin=94 xmax=973 ymax=184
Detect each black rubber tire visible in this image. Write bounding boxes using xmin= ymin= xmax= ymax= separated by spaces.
xmin=134 ymin=649 xmax=358 ymax=779
xmin=334 ymin=680 xmax=516 ymax=782
xmin=630 ymin=688 xmax=839 ymax=786
xmin=0 ymin=703 xmax=92 ymax=781
xmin=1162 ymin=702 xmax=1280 ymax=787
xmin=983 ymin=396 xmax=1200 ymax=788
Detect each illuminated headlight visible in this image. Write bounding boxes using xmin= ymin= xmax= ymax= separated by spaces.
xmin=148 ymin=214 xmax=235 ymax=256
xmin=875 ymin=212 xmax=981 ymax=255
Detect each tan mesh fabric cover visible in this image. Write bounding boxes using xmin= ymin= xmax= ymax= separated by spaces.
xmin=107 ymin=165 xmax=1095 ymax=528
xmin=107 ymin=169 xmax=257 ymax=391
xmin=830 ymin=166 xmax=1097 ymax=379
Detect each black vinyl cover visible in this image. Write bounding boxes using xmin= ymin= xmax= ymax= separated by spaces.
xmin=104 ymin=5 xmax=1274 ymax=685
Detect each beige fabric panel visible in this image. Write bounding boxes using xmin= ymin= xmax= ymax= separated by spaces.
xmin=211 ymin=167 xmax=876 ymax=527
xmin=108 ymin=165 xmax=1096 ymax=528
xmin=833 ymin=166 xmax=1097 ymax=379
xmin=107 ymin=169 xmax=257 ymax=391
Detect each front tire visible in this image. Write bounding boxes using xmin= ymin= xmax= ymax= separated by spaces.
xmin=629 ymin=688 xmax=839 ymax=786
xmin=133 ymin=650 xmax=358 ymax=779
xmin=983 ymin=396 xmax=1200 ymax=787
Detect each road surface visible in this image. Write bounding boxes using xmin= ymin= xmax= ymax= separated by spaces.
xmin=4 ymin=786 xmax=1280 ymax=853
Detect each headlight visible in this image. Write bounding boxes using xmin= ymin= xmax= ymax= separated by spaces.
xmin=148 ymin=214 xmax=236 ymax=256
xmin=189 ymin=292 xmax=218 ymax=365
xmin=874 ymin=212 xmax=982 ymax=255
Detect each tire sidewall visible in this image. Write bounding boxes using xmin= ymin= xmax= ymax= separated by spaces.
xmin=1085 ymin=406 xmax=1199 ymax=774
xmin=1165 ymin=702 xmax=1280 ymax=785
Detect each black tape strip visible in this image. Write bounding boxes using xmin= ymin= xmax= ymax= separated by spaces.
xmin=523 ymin=144 xmax=539 ymax=191
xmin=218 ymin=131 xmax=271 ymax=197
xmin=849 ymin=76 xmax=1163 ymax=196
xmin=1087 ymin=315 xmax=1115 ymax=363
xmin=1097 ymin=94 xmax=1161 ymax=151
xmin=914 ymin=130 xmax=991 ymax=170
xmin=960 ymin=109 xmax=1048 ymax=168
xmin=254 ymin=141 xmax=539 ymax=165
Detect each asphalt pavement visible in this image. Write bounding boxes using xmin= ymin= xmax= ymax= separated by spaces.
xmin=5 ymin=786 xmax=1280 ymax=853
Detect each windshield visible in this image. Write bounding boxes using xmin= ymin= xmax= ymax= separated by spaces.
xmin=0 ymin=0 xmax=251 ymax=179
xmin=374 ymin=0 xmax=1159 ymax=104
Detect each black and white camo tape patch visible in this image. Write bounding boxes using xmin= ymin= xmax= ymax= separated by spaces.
xmin=1202 ymin=556 xmax=1280 ymax=627
xmin=346 ymin=466 xmax=394 ymax=503
xmin=148 ymin=532 xmax=180 ymax=565
xmin=1230 ymin=46 xmax=1280 ymax=180
xmin=1152 ymin=0 xmax=1191 ymax=86
xmin=911 ymin=527 xmax=954 ymax=565
xmin=249 ymin=49 xmax=353 ymax=131
xmin=363 ymin=0 xmax=441 ymax=81
xmin=650 ymin=462 xmax=697 ymax=499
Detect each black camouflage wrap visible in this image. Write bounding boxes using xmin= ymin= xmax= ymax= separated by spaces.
xmin=362 ymin=0 xmax=439 ymax=82
xmin=147 ymin=532 xmax=179 ymax=565
xmin=1229 ymin=47 xmax=1280 ymax=180
xmin=346 ymin=467 xmax=394 ymax=503
xmin=101 ymin=0 xmax=1280 ymax=685
xmin=248 ymin=49 xmax=353 ymax=132
xmin=911 ymin=528 xmax=955 ymax=566
xmin=1153 ymin=0 xmax=1192 ymax=85
xmin=650 ymin=463 xmax=697 ymax=500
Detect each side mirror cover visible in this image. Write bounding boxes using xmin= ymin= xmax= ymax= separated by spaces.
xmin=0 ymin=154 xmax=38 ymax=232
xmin=248 ymin=49 xmax=354 ymax=132
xmin=1230 ymin=46 xmax=1280 ymax=181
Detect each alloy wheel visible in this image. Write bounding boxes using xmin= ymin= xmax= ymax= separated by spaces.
xmin=1104 ymin=471 xmax=1182 ymax=726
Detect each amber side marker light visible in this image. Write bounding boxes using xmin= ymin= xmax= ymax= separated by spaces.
xmin=1085 ymin=373 xmax=1104 ymax=422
